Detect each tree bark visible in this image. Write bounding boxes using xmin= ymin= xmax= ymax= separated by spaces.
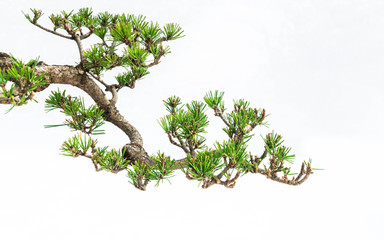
xmin=0 ymin=53 xmax=146 ymax=158
xmin=1 ymin=52 xmax=189 ymax=168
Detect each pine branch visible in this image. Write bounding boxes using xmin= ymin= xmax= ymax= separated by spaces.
xmin=32 ymin=22 xmax=73 ymax=39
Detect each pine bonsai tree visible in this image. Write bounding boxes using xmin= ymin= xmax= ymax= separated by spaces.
xmin=0 ymin=8 xmax=320 ymax=190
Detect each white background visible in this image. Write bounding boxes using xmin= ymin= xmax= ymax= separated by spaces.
xmin=1 ymin=0 xmax=383 ymax=239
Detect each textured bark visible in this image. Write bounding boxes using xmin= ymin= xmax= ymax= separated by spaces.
xmin=37 ymin=64 xmax=144 ymax=146
xmin=1 ymin=52 xmax=313 ymax=189
xmin=0 ymin=52 xmax=189 ymax=168
xmin=0 ymin=53 xmax=147 ymax=160
xmin=0 ymin=52 xmax=13 ymax=104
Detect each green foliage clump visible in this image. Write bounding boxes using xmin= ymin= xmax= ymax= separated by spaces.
xmin=157 ymin=90 xmax=321 ymax=188
xmin=0 ymin=55 xmax=47 ymax=111
xmin=127 ymin=152 xmax=175 ymax=190
xmin=45 ymin=89 xmax=105 ymax=135
xmin=24 ymin=8 xmax=183 ymax=90
xmin=0 ymin=8 xmax=321 ymax=190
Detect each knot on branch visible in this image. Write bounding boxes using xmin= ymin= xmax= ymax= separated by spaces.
xmin=123 ymin=142 xmax=152 ymax=166
xmin=0 ymin=52 xmax=12 ymax=69
xmin=0 ymin=52 xmax=10 ymax=58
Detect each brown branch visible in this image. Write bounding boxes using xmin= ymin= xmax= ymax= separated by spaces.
xmin=31 ymin=20 xmax=88 ymax=65
xmin=83 ymin=153 xmax=103 ymax=171
xmin=1 ymin=54 xmax=144 ymax=146
xmin=108 ymin=85 xmax=118 ymax=106
xmin=0 ymin=95 xmax=12 ymax=104
xmin=87 ymin=72 xmax=109 ymax=88
xmin=32 ymin=22 xmax=73 ymax=39
xmin=186 ymin=138 xmax=196 ymax=156
xmin=144 ymin=44 xmax=166 ymax=68
xmin=80 ymin=30 xmax=93 ymax=40
xmin=294 ymin=162 xmax=306 ymax=182
xmin=167 ymin=133 xmax=182 ymax=148
xmin=213 ymin=106 xmax=230 ymax=127
xmin=73 ymin=34 xmax=86 ymax=65
xmin=175 ymin=134 xmax=190 ymax=154
xmin=260 ymin=148 xmax=268 ymax=160
xmin=222 ymin=170 xmax=241 ymax=188
xmin=45 ymin=66 xmax=143 ymax=145
xmin=215 ymin=162 xmax=231 ymax=180
xmin=145 ymin=59 xmax=161 ymax=68
xmin=173 ymin=157 xmax=188 ymax=170
xmin=29 ymin=20 xmax=91 ymax=66
xmin=295 ymin=162 xmax=312 ymax=185
xmin=255 ymin=161 xmax=312 ymax=186
xmin=202 ymin=169 xmax=242 ymax=189
xmin=2 ymin=52 xmax=314 ymax=189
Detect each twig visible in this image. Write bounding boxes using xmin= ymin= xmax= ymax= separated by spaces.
xmin=213 ymin=106 xmax=230 ymax=127
xmin=80 ymin=30 xmax=93 ymax=40
xmin=255 ymin=161 xmax=312 ymax=186
xmin=109 ymin=85 xmax=118 ymax=105
xmin=73 ymin=34 xmax=86 ymax=65
xmin=167 ymin=133 xmax=182 ymax=148
xmin=175 ymin=134 xmax=190 ymax=154
xmin=87 ymin=72 xmax=110 ymax=89
xmin=33 ymin=22 xmax=73 ymax=39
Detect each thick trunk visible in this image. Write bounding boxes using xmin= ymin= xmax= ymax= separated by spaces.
xmin=38 ymin=64 xmax=145 ymax=146
xmin=1 ymin=53 xmax=143 ymax=153
xmin=0 ymin=52 xmax=187 ymax=169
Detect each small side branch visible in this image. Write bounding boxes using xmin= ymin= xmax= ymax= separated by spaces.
xmin=255 ymin=162 xmax=312 ymax=185
xmin=73 ymin=34 xmax=86 ymax=65
xmin=108 ymin=85 xmax=118 ymax=106
xmin=83 ymin=153 xmax=103 ymax=172
xmin=80 ymin=30 xmax=93 ymax=40
xmin=87 ymin=72 xmax=109 ymax=88
xmin=167 ymin=133 xmax=182 ymax=148
xmin=29 ymin=18 xmax=89 ymax=66
xmin=260 ymin=148 xmax=268 ymax=160
xmin=175 ymin=134 xmax=191 ymax=154
xmin=202 ymin=169 xmax=242 ymax=189
xmin=33 ymin=22 xmax=73 ymax=39
xmin=172 ymin=157 xmax=188 ymax=170
xmin=213 ymin=106 xmax=230 ymax=127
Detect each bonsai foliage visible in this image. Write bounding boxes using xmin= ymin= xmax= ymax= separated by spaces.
xmin=0 ymin=8 xmax=321 ymax=191
xmin=0 ymin=55 xmax=47 ymax=110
